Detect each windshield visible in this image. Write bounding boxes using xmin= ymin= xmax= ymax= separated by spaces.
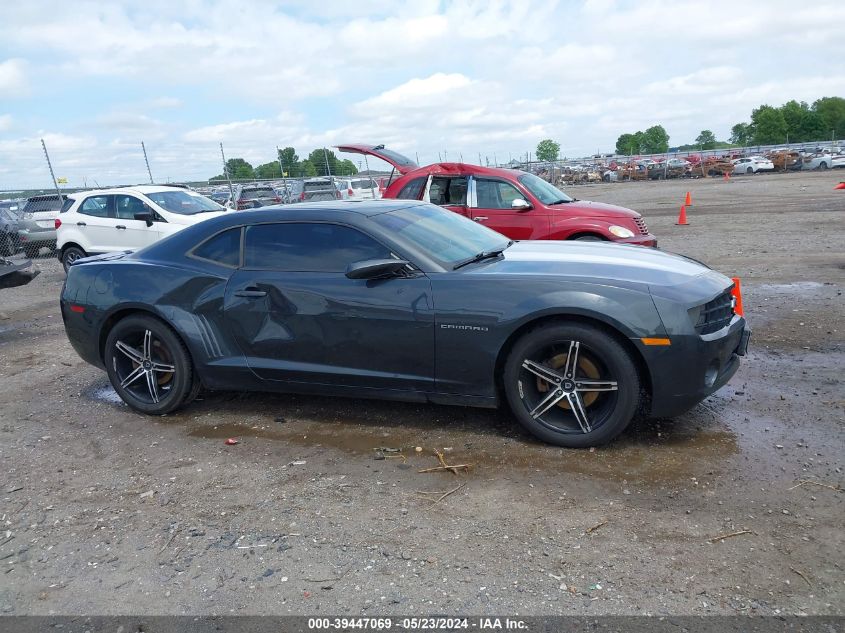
xmin=517 ymin=173 xmax=573 ymax=204
xmin=145 ymin=190 xmax=223 ymax=215
xmin=370 ymin=204 xmax=508 ymax=269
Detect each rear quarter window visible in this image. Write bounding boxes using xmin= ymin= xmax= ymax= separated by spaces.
xmin=191 ymin=227 xmax=242 ymax=267
xmin=396 ymin=177 xmax=426 ymax=200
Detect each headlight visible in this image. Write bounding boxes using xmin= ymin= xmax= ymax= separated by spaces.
xmin=609 ymin=225 xmax=635 ymax=239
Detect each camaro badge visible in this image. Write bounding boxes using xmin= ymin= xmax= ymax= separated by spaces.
xmin=440 ymin=324 xmax=489 ymax=332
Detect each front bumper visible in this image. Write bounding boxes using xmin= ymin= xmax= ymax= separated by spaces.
xmin=618 ymin=233 xmax=657 ymax=248
xmin=639 ymin=316 xmax=750 ymax=418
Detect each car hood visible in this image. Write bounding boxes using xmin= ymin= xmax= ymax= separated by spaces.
xmin=553 ymin=200 xmax=640 ymax=219
xmin=470 ymin=240 xmax=719 ymax=288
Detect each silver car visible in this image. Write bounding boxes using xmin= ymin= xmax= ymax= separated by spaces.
xmin=18 ymin=194 xmax=68 ymax=257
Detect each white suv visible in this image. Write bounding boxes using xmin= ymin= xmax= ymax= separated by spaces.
xmin=56 ymin=186 xmax=225 ymax=271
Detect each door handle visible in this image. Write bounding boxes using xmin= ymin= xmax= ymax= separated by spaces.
xmin=76 ymin=221 xmax=87 ymax=226
xmin=234 ymin=288 xmax=267 ymax=298
xmin=473 ymin=216 xmax=488 ymax=222
xmin=115 ymin=225 xmax=126 ymax=230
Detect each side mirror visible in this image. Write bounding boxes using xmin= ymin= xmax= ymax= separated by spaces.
xmin=346 ymin=258 xmax=410 ymax=280
xmin=134 ymin=212 xmax=154 ymax=227
xmin=511 ymin=198 xmax=532 ymax=211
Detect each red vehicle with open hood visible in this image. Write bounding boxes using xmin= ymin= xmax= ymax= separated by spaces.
xmin=336 ymin=144 xmax=656 ymax=246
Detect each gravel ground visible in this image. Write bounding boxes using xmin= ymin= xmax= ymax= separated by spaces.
xmin=0 ymin=170 xmax=843 ymax=616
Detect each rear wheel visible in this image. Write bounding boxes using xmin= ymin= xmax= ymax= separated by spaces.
xmin=24 ymin=245 xmax=40 ymax=259
xmin=104 ymin=315 xmax=196 ymax=415
xmin=503 ymin=322 xmax=640 ymax=447
xmin=61 ymin=246 xmax=86 ymax=272
xmin=819 ymin=162 xmax=829 ymax=170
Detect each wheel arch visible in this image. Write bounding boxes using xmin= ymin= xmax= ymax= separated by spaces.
xmin=568 ymin=231 xmax=607 ymax=241
xmin=493 ymin=312 xmax=653 ymax=408
xmin=59 ymin=241 xmax=86 ymax=255
xmin=98 ymin=305 xmax=194 ymax=370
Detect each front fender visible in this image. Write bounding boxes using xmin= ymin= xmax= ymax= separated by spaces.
xmin=549 ymin=217 xmax=617 ymax=240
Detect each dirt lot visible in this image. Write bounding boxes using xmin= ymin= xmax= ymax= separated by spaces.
xmin=0 ymin=170 xmax=843 ymax=616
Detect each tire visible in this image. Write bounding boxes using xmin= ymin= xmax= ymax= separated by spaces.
xmin=61 ymin=246 xmax=86 ymax=273
xmin=819 ymin=162 xmax=829 ymax=170
xmin=574 ymin=235 xmax=603 ymax=242
xmin=24 ymin=245 xmax=40 ymax=259
xmin=0 ymin=232 xmax=13 ymax=257
xmin=104 ymin=314 xmax=196 ymax=415
xmin=503 ymin=322 xmax=640 ymax=448
xmin=746 ymin=167 xmax=753 ymax=174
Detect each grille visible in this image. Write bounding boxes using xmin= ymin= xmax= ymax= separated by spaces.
xmin=633 ymin=217 xmax=649 ymax=235
xmin=693 ymin=289 xmax=734 ymax=335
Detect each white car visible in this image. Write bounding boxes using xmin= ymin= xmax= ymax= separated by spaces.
xmin=337 ymin=177 xmax=382 ymax=200
xmin=732 ymin=156 xmax=774 ymax=174
xmin=56 ymin=186 xmax=225 ymax=271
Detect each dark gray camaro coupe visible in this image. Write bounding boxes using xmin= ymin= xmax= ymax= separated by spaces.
xmin=61 ymin=200 xmax=750 ymax=447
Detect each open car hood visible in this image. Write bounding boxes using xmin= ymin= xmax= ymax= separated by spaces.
xmin=335 ymin=144 xmax=418 ymax=175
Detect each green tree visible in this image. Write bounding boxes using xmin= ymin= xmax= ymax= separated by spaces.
xmin=751 ymin=105 xmax=788 ymax=144
xmin=695 ymin=130 xmax=717 ymax=149
xmin=615 ymin=133 xmax=638 ymax=155
xmin=307 ymin=148 xmax=340 ymax=176
xmin=255 ymin=161 xmax=282 ymax=179
xmin=780 ymin=100 xmax=809 ymax=141
xmin=336 ymin=159 xmax=359 ymax=176
xmin=227 ymin=158 xmax=255 ymax=179
xmin=730 ymin=123 xmax=751 ymax=145
xmin=299 ymin=159 xmax=317 ymax=177
xmin=812 ymin=96 xmax=845 ymax=139
xmin=641 ymin=125 xmax=669 ymax=153
xmin=277 ymin=147 xmax=299 ymax=176
xmin=535 ymin=139 xmax=560 ymax=162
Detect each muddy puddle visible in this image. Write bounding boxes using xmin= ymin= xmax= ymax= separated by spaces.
xmin=184 ymin=407 xmax=740 ymax=485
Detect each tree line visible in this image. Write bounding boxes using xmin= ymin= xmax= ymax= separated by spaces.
xmin=609 ymin=97 xmax=844 ymax=156
xmin=211 ymin=147 xmax=359 ymax=181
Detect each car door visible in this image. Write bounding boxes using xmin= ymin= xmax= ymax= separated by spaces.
xmin=469 ymin=177 xmax=543 ymax=240
xmin=74 ymin=195 xmax=117 ymax=252
xmin=423 ymin=175 xmax=470 ymax=218
xmin=223 ymin=221 xmax=435 ymax=391
xmin=113 ymin=194 xmax=162 ymax=250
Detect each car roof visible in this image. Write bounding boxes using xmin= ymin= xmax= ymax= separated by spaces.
xmin=71 ymin=185 xmax=195 ymax=198
xmin=401 ymin=163 xmax=529 ymax=180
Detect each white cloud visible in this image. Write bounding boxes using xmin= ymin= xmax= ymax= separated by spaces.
xmin=1 ymin=0 xmax=844 ymax=187
xmin=0 ymin=59 xmax=28 ymax=96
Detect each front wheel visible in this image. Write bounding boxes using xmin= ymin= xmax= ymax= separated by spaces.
xmin=746 ymin=167 xmax=753 ymax=174
xmin=574 ymin=235 xmax=603 ymax=242
xmin=104 ymin=314 xmax=197 ymax=415
xmin=61 ymin=246 xmax=86 ymax=272
xmin=503 ymin=322 xmax=640 ymax=447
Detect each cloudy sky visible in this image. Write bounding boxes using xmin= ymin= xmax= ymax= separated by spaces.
xmin=1 ymin=0 xmax=843 ymax=188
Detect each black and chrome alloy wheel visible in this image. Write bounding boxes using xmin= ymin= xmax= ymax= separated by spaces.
xmin=105 ymin=314 xmax=196 ymax=415
xmin=504 ymin=323 xmax=640 ymax=448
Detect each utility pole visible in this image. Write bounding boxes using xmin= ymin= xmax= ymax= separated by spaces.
xmin=220 ymin=143 xmax=235 ymax=206
xmin=41 ymin=139 xmax=63 ymax=203
xmin=322 ymin=147 xmax=332 ymax=178
xmin=276 ymin=146 xmax=288 ymax=201
xmin=141 ymin=141 xmax=154 ymax=184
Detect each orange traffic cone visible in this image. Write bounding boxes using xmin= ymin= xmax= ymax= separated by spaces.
xmin=685 ymin=191 xmax=692 ymax=206
xmin=835 ymin=182 xmax=845 ymax=190
xmin=676 ymin=205 xmax=689 ymax=225
xmin=730 ymin=277 xmax=744 ymax=317
xmin=723 ymin=171 xmax=730 ymax=181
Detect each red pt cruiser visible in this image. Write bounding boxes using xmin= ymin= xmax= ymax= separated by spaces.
xmin=337 ymin=144 xmax=656 ymax=246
